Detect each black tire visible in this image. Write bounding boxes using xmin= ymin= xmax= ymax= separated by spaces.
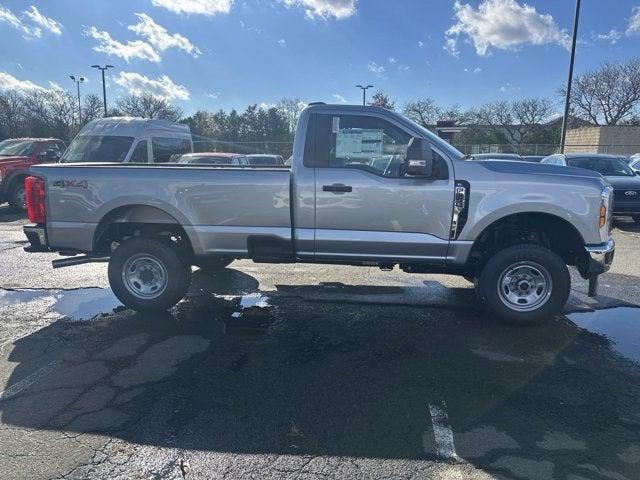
xmin=476 ymin=244 xmax=570 ymax=325
xmin=8 ymin=180 xmax=27 ymax=212
xmin=108 ymin=237 xmax=191 ymax=312
xmin=196 ymin=258 xmax=233 ymax=272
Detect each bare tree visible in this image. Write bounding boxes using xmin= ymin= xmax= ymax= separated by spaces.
xmin=276 ymin=98 xmax=306 ymax=135
xmin=403 ymin=98 xmax=439 ymax=127
xmin=116 ymin=94 xmax=183 ymax=121
xmin=368 ymin=89 xmax=395 ymax=110
xmin=82 ymin=94 xmax=104 ymax=124
xmin=564 ymin=58 xmax=640 ymax=125
xmin=472 ymin=98 xmax=555 ymax=144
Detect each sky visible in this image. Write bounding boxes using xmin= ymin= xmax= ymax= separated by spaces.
xmin=0 ymin=0 xmax=639 ymax=115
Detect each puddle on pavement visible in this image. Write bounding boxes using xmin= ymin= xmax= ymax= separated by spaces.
xmin=213 ymin=293 xmax=274 ymax=338
xmin=0 ymin=287 xmax=122 ymax=321
xmin=567 ymin=307 xmax=640 ymax=362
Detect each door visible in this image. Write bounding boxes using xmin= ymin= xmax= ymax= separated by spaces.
xmin=312 ymin=113 xmax=455 ymax=263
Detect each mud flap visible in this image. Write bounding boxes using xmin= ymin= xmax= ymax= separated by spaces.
xmin=588 ymin=275 xmax=599 ymax=297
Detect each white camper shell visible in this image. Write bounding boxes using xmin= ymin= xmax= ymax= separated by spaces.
xmin=60 ymin=117 xmax=193 ymax=164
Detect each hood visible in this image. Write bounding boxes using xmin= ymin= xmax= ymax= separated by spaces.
xmin=603 ymin=175 xmax=640 ymax=191
xmin=0 ymin=155 xmax=30 ymax=166
xmin=479 ymin=160 xmax=603 ymax=180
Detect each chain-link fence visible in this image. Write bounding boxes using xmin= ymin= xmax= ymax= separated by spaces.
xmin=454 ymin=144 xmax=640 ymax=156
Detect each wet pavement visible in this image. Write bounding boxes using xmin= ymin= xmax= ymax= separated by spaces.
xmin=1 ymin=205 xmax=640 ymax=480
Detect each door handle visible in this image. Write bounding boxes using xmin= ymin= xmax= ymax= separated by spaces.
xmin=322 ymin=184 xmax=352 ymax=193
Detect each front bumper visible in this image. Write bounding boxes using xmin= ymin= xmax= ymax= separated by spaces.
xmin=23 ymin=224 xmax=50 ymax=252
xmin=584 ymin=239 xmax=615 ymax=275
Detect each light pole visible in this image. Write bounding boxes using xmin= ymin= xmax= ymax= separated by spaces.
xmin=69 ymin=75 xmax=85 ymax=124
xmin=91 ymin=64 xmax=114 ymax=116
xmin=356 ymin=84 xmax=374 ymax=106
xmin=560 ymin=0 xmax=581 ymax=153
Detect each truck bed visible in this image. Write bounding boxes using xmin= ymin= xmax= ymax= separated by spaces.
xmin=30 ymin=163 xmax=292 ymax=256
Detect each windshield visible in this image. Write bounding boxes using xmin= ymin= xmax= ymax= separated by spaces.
xmin=60 ymin=136 xmax=134 ymax=163
xmin=0 ymin=140 xmax=38 ymax=157
xmin=247 ymin=156 xmax=283 ymax=165
xmin=566 ymin=157 xmax=635 ymax=176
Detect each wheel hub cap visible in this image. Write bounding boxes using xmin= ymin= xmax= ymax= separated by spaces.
xmin=122 ymin=254 xmax=168 ymax=299
xmin=498 ymin=262 xmax=552 ymax=312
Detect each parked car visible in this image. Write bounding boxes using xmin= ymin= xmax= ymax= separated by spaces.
xmin=176 ymin=152 xmax=248 ymax=165
xmin=629 ymin=153 xmax=640 ymax=172
xmin=541 ymin=153 xmax=640 ymax=223
xmin=246 ymin=154 xmax=285 ymax=166
xmin=60 ymin=117 xmax=192 ymax=164
xmin=23 ymin=104 xmax=615 ymax=324
xmin=522 ymin=155 xmax=545 ymax=163
xmin=0 ymin=137 xmax=66 ymax=211
xmin=472 ymin=153 xmax=524 ymax=161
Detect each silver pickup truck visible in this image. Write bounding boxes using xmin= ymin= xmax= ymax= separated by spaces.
xmin=22 ymin=104 xmax=615 ymax=323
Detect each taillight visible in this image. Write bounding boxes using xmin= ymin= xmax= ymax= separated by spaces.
xmin=25 ymin=176 xmax=46 ymax=223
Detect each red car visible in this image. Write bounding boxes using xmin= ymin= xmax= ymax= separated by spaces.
xmin=0 ymin=138 xmax=66 ymax=211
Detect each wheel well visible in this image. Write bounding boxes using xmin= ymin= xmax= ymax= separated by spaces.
xmin=467 ymin=213 xmax=586 ymax=273
xmin=93 ymin=205 xmax=194 ymax=260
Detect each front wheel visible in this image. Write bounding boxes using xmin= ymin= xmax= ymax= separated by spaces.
xmin=476 ymin=244 xmax=570 ymax=324
xmin=108 ymin=237 xmax=192 ymax=312
xmin=8 ymin=181 xmax=27 ymax=212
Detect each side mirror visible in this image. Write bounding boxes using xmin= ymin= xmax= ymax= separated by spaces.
xmin=405 ymin=137 xmax=433 ymax=177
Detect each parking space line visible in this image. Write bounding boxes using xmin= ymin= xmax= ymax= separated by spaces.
xmin=0 ymin=360 xmax=60 ymax=402
xmin=429 ymin=403 xmax=458 ymax=459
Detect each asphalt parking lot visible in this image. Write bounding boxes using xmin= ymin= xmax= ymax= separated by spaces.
xmin=1 ymin=203 xmax=639 ymax=480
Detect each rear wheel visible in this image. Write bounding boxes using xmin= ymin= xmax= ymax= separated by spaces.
xmin=476 ymin=244 xmax=570 ymax=324
xmin=8 ymin=181 xmax=27 ymax=212
xmin=108 ymin=237 xmax=191 ymax=312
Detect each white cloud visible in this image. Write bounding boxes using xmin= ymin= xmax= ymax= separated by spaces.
xmin=388 ymin=56 xmax=398 ymax=64
xmin=128 ymin=13 xmax=201 ymax=57
xmin=85 ymin=26 xmax=160 ymax=62
xmin=418 ymin=41 xmax=425 ymax=48
xmin=332 ymin=93 xmax=347 ymax=103
xmin=151 ymin=0 xmax=234 ymax=15
xmin=206 ymin=91 xmax=220 ymax=99
xmin=595 ymin=29 xmax=622 ymax=44
xmin=114 ymin=72 xmax=190 ymax=100
xmin=281 ymin=0 xmax=356 ymax=20
xmin=445 ymin=0 xmax=570 ymax=56
xmin=277 ymin=38 xmax=287 ymax=47
xmin=0 ymin=72 xmax=49 ymax=93
xmin=0 ymin=5 xmax=40 ymax=38
xmin=23 ymin=6 xmax=62 ymax=35
xmin=627 ymin=7 xmax=640 ymax=35
xmin=499 ymin=82 xmax=520 ymax=93
xmin=443 ymin=37 xmax=459 ymax=57
xmin=259 ymin=102 xmax=276 ymax=109
xmin=367 ymin=61 xmax=386 ymax=78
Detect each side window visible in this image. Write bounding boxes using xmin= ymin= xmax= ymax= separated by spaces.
xmin=130 ymin=140 xmax=149 ymax=163
xmin=325 ymin=114 xmax=412 ymax=177
xmin=152 ymin=137 xmax=191 ymax=163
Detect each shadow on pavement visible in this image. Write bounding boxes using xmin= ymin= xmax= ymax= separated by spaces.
xmin=1 ymin=268 xmax=639 ymax=478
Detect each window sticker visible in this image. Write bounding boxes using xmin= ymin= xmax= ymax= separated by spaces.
xmin=335 ymin=128 xmax=384 ymax=159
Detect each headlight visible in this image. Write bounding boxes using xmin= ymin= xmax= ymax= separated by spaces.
xmin=599 ymin=186 xmax=613 ymax=241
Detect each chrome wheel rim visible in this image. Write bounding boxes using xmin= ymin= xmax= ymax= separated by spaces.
xmin=497 ymin=261 xmax=552 ymax=312
xmin=122 ymin=254 xmax=168 ymax=299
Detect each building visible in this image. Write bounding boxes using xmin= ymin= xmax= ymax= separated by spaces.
xmin=565 ymin=126 xmax=640 ymax=156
